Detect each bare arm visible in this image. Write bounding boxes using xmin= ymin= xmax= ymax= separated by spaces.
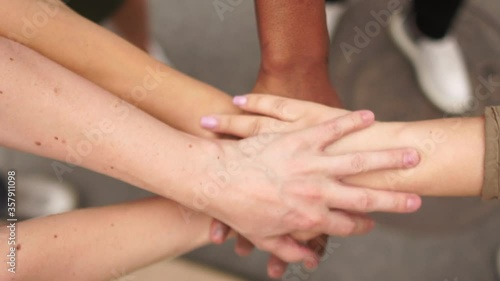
xmin=0 ymin=0 xmax=239 ymax=138
xmin=203 ymin=94 xmax=485 ymax=197
xmin=0 ymin=37 xmax=422 ymax=266
xmin=334 ymin=118 xmax=484 ymax=197
xmin=254 ymin=0 xmax=341 ymax=106
xmin=0 ymin=197 xmax=211 ymax=281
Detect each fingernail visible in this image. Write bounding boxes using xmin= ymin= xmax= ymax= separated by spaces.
xmin=233 ymin=96 xmax=248 ymax=106
xmin=403 ymin=150 xmax=420 ymax=167
xmin=361 ymin=111 xmax=374 ymax=122
xmin=211 ymin=225 xmax=224 ymax=243
xmin=304 ymin=256 xmax=318 ymax=269
xmin=406 ymin=196 xmax=421 ymax=211
xmin=272 ymin=264 xmax=284 ymax=276
xmin=200 ymin=116 xmax=218 ymax=129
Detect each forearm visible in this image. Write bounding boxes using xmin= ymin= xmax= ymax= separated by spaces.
xmin=254 ymin=0 xmax=340 ymax=106
xmin=0 ymin=0 xmax=238 ymax=138
xmin=255 ymin=0 xmax=329 ymax=69
xmin=0 ymin=36 xmax=217 ymax=208
xmin=331 ymin=118 xmax=484 ymax=197
xmin=0 ymin=197 xmax=211 ymax=281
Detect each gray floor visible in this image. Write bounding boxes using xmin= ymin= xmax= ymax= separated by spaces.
xmin=2 ymin=0 xmax=500 ymax=280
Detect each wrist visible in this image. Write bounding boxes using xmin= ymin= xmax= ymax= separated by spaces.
xmin=260 ymin=53 xmax=329 ymax=78
xmin=140 ymin=135 xmax=225 ymax=206
xmin=254 ymin=61 xmax=341 ymax=107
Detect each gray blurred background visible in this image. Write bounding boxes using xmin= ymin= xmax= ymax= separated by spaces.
xmin=2 ymin=0 xmax=500 ymax=280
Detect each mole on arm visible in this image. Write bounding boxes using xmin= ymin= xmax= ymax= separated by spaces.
xmin=35 ymin=141 xmax=42 ymax=146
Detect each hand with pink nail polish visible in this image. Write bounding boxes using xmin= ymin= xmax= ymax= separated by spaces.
xmin=200 ymin=107 xmax=422 ymax=273
xmin=201 ymin=94 xmax=487 ymax=279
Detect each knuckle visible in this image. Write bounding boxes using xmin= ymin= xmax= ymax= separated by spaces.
xmin=290 ymin=184 xmax=323 ymax=202
xmin=250 ymin=119 xmax=263 ymax=136
xmin=253 ymin=240 xmax=269 ymax=251
xmin=326 ymin=120 xmax=344 ymax=139
xmin=392 ymin=195 xmax=407 ymax=211
xmin=350 ymin=153 xmax=367 ymax=173
xmin=252 ymin=95 xmax=263 ymax=108
xmin=355 ymin=190 xmax=374 ymax=211
xmin=297 ymin=213 xmax=323 ymax=230
xmin=272 ymin=98 xmax=290 ymax=116
xmin=304 ymin=186 xmax=323 ymax=202
xmin=350 ymin=113 xmax=360 ymax=127
xmin=389 ymin=150 xmax=404 ymax=167
xmin=222 ymin=116 xmax=232 ymax=131
xmin=337 ymin=221 xmax=357 ymax=237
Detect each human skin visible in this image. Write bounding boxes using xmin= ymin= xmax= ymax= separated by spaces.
xmin=0 ymin=197 xmax=212 ymax=281
xmin=254 ymin=0 xmax=342 ymax=107
xmin=0 ymin=0 xmax=400 ymax=275
xmin=202 ymin=94 xmax=485 ymax=277
xmin=0 ymin=0 xmax=411 ymax=276
xmin=0 ymin=0 xmax=237 ymax=138
xmin=0 ymin=0 xmax=342 ymax=137
xmin=0 ymin=37 xmax=422 ymax=269
xmin=203 ymin=94 xmax=485 ymax=197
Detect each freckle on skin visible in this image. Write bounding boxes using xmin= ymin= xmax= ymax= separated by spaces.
xmin=110 ymin=223 xmax=114 ymax=227
xmin=54 ymin=136 xmax=59 ymax=140
xmin=62 ymin=140 xmax=66 ymax=144
xmin=16 ymin=244 xmax=21 ymax=251
xmin=9 ymin=58 xmax=14 ymax=61
xmin=54 ymin=234 xmax=58 ymax=239
xmin=189 ymin=144 xmax=192 ymax=148
xmin=0 ymin=91 xmax=3 ymax=94
xmin=110 ymin=166 xmax=114 ymax=170
xmin=35 ymin=141 xmax=41 ymax=146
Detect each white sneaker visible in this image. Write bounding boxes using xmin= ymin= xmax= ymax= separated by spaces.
xmin=17 ymin=174 xmax=79 ymax=219
xmin=389 ymin=12 xmax=472 ymax=114
xmin=325 ymin=2 xmax=347 ymax=41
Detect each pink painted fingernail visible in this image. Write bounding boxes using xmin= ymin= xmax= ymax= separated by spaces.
xmin=403 ymin=150 xmax=420 ymax=167
xmin=406 ymin=196 xmax=421 ymax=211
xmin=233 ymin=96 xmax=248 ymax=106
xmin=200 ymin=116 xmax=218 ymax=129
xmin=361 ymin=111 xmax=374 ymax=122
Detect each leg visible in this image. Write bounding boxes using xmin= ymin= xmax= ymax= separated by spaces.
xmin=389 ymin=0 xmax=471 ymax=114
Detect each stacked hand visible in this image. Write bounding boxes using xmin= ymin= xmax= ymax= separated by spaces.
xmin=200 ymin=95 xmax=421 ymax=278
